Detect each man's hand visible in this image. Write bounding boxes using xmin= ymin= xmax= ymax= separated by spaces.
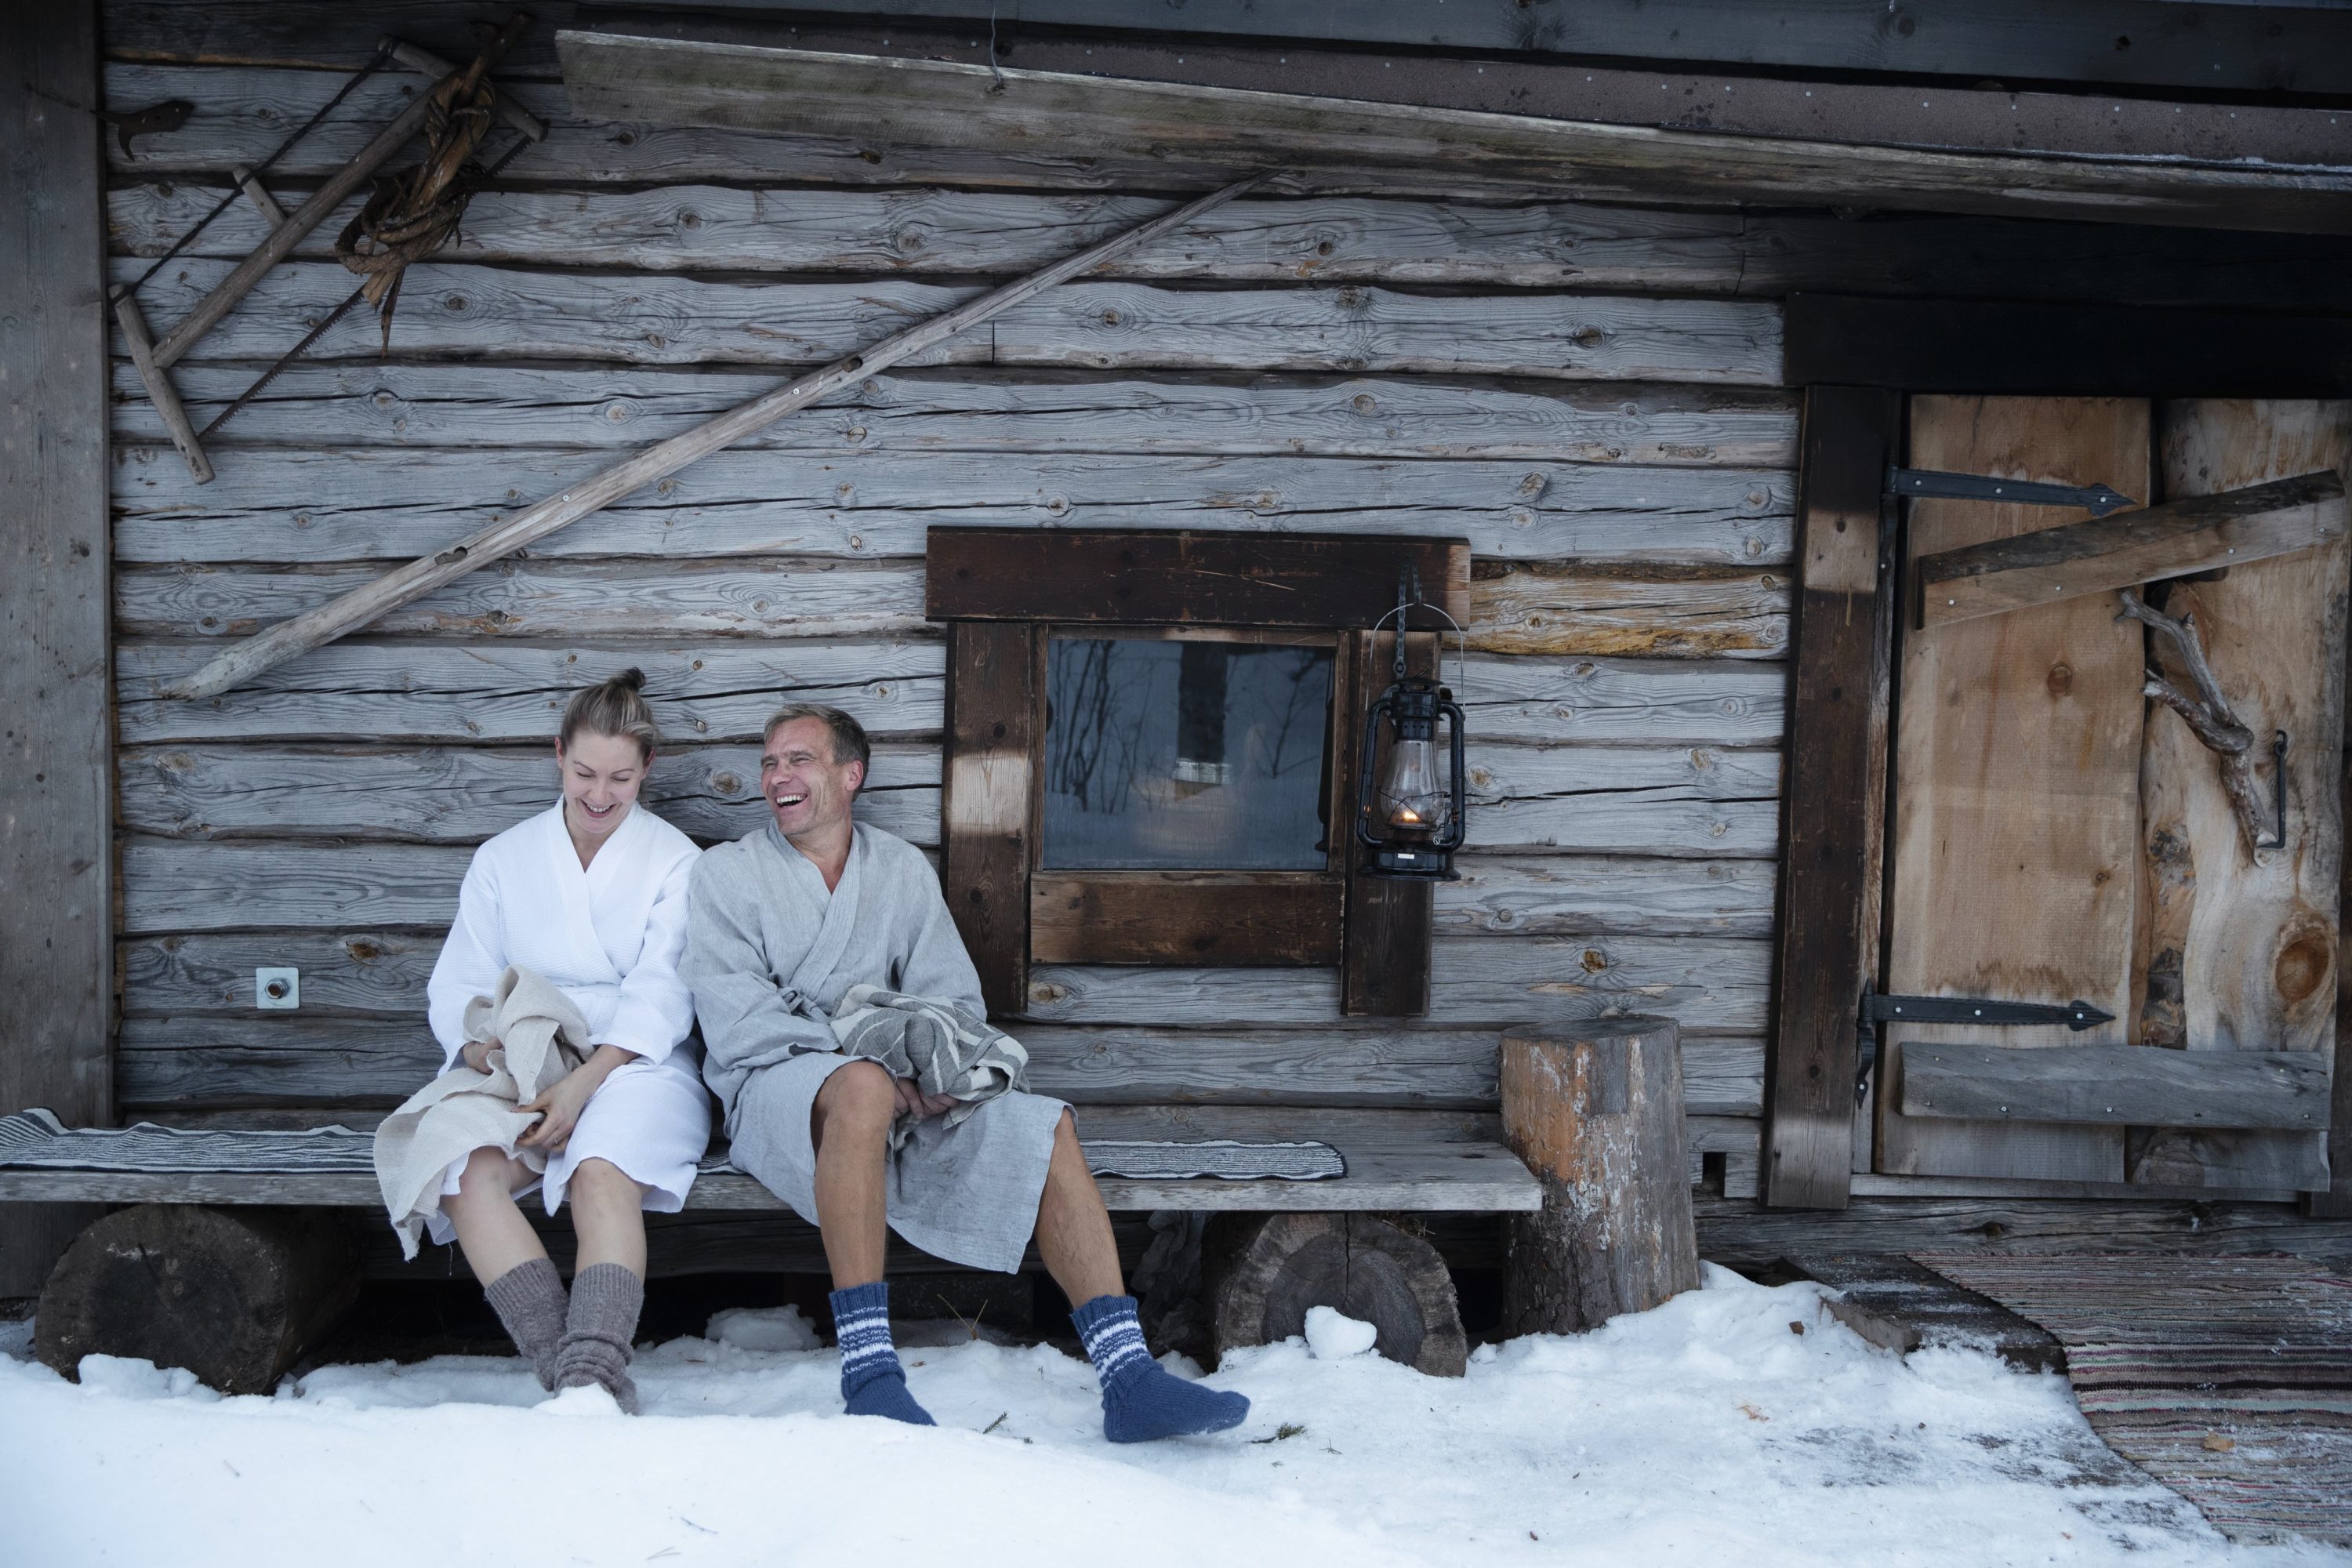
xmin=461 ymin=1037 xmax=499 ymax=1074
xmin=892 ymin=1076 xmax=957 ymax=1120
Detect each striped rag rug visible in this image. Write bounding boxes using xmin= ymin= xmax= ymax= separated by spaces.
xmin=0 ymin=1109 xmax=1345 ymax=1183
xmin=1915 ymin=1253 xmax=2352 ymax=1548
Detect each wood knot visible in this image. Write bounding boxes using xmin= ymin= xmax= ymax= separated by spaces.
xmin=2046 ymin=661 xmax=2074 ymax=697
xmin=2275 ymin=931 xmax=2332 ymax=1005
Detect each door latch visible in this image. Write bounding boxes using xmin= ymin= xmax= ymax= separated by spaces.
xmin=1853 ymin=986 xmax=2114 ymax=1105
xmin=1886 ymin=466 xmax=2136 ymax=517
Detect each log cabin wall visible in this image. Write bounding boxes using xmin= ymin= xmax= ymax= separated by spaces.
xmin=93 ymin=3 xmax=2348 ymax=1216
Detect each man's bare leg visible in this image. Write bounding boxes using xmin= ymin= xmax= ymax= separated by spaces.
xmin=808 ymin=1058 xmax=934 ymax=1425
xmin=1035 ymin=1107 xmax=1124 ymax=1305
xmin=809 ymin=1058 xmax=895 ymax=1288
xmin=1051 ymin=1103 xmax=1250 ymax=1440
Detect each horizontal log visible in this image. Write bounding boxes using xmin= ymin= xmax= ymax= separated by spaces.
xmin=1470 ymin=561 xmax=1788 ymax=659
xmin=1898 ymin=1042 xmax=2335 ymax=1131
xmin=114 ymin=559 xmax=930 ymax=641
xmin=116 ymin=640 xmax=1782 ymax=746
xmin=118 ymin=257 xmax=1784 ymax=384
xmin=1463 ymin=745 xmax=1781 ymax=857
xmin=111 ymin=444 xmax=1792 ymax=567
xmin=117 ymin=559 xmax=1783 ymax=655
xmin=117 ymin=742 xmax=941 ymax=846
xmin=111 ymin=181 xmax=1759 ymax=288
xmin=116 ymin=445 xmax=1795 ymax=565
xmin=1028 ymin=935 xmax=1771 ymax=1032
xmin=552 ymin=34 xmax=2352 ymax=234
xmin=111 ymin=362 xmax=1801 ymax=466
xmin=1439 ymin=854 xmax=1774 ymax=938
xmin=104 ymin=1007 xmax=1759 ymax=1116
xmin=1916 ymin=471 xmax=2349 ymax=627
xmin=117 ymin=637 xmax=944 ymax=745
xmin=1693 ymin=1195 xmax=2352 ymax=1270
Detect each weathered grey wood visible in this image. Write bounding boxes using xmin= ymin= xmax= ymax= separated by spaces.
xmin=1693 ymin=1195 xmax=2352 ymax=1272
xmin=112 ymin=181 xmax=1762 ymax=286
xmin=1900 ymin=1043 xmax=2333 ymax=1131
xmin=680 ymin=0 xmax=2352 ymax=99
xmin=553 ymin=34 xmax=2352 ymax=234
xmin=109 ymin=286 xmax=212 ymax=483
xmin=1469 ymin=562 xmax=1788 ymax=659
xmin=1461 ymin=745 xmax=1780 ymax=857
xmin=1203 ymin=1212 xmax=1468 ymax=1375
xmin=117 ymin=637 xmax=945 ymax=744
xmin=1438 ymin=855 xmax=1775 ymax=938
xmin=120 ymin=257 xmax=1786 ymax=385
xmin=116 ymin=560 xmax=1785 ymax=658
xmin=1025 ymin=938 xmax=1772 ymax=1032
xmin=1501 ymin=1018 xmax=1700 ymax=1334
xmin=0 ymin=1139 xmax=1541 ymax=1214
xmin=160 ymin=177 xmax=1273 ymax=704
xmin=1459 ymin=655 xmax=1784 ymax=746
xmin=1687 ymin=1114 xmax=1765 ymax=1200
xmin=118 ymin=559 xmax=931 ymax=642
xmin=147 ymin=88 xmax=441 ymax=368
xmin=385 ymin=39 xmax=547 ymax=143
xmin=33 ymin=1204 xmax=358 ymax=1394
xmin=118 ymin=741 xmax=942 ymax=846
xmin=113 ymin=362 xmax=1801 ymax=466
xmin=111 ymin=445 xmax=1794 ymax=567
xmin=1781 ymin=1254 xmax=2067 ymax=1374
xmin=112 ymin=640 xmax=1783 ymax=746
xmin=119 ymin=840 xmax=470 ymax=933
xmin=1918 ymin=471 xmax=2347 ymax=628
xmin=1846 ymin=1171 xmax=2307 ymax=1203
xmin=2 ymin=0 xmax=112 ymax=1297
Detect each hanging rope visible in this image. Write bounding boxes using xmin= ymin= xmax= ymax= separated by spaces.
xmin=332 ymin=45 xmax=503 ymax=352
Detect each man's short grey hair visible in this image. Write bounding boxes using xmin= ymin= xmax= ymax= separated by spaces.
xmin=764 ymin=702 xmax=872 ymax=782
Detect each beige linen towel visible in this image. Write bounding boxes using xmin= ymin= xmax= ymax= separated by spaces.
xmin=374 ymin=966 xmax=593 ymax=1259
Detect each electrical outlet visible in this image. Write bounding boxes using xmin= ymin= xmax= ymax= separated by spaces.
xmin=256 ymin=967 xmax=299 ymax=1010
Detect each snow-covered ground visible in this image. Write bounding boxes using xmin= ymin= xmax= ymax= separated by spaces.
xmin=2 ymin=1264 xmax=2343 ymax=1567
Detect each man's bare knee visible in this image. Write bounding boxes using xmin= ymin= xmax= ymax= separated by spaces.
xmin=812 ymin=1058 xmax=896 ymax=1149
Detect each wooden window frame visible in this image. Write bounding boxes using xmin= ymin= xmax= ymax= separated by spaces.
xmin=1766 ymin=294 xmax=2352 ymax=1214
xmin=929 ymin=527 xmax=1469 ymax=1020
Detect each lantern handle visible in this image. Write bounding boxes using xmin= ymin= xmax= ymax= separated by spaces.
xmin=1370 ymin=565 xmax=1468 ymax=700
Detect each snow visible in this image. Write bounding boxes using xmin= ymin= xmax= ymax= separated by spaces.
xmin=1305 ymin=1304 xmax=1380 ymax=1359
xmin=3 ymin=1267 xmax=2345 ymax=1567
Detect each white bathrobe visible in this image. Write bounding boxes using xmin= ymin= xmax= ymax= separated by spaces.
xmin=420 ymin=800 xmax=712 ymax=1243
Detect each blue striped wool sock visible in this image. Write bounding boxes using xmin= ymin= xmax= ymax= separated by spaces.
xmin=829 ymin=1281 xmax=935 ymax=1426
xmin=1071 ymin=1294 xmax=1250 ymax=1443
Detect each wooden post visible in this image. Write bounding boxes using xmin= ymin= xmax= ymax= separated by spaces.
xmin=1763 ymin=387 xmax=1901 ymax=1209
xmin=1501 ymin=1018 xmax=1700 ymax=1334
xmin=1 ymin=0 xmax=112 ymax=1297
xmin=1200 ymin=1211 xmax=1468 ymax=1377
xmin=942 ymin=622 xmax=1039 ymax=1018
xmin=35 ymin=1206 xmax=359 ymax=1393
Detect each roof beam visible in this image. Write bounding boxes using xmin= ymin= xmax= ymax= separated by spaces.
xmin=555 ymin=31 xmax=2352 ymax=234
xmin=618 ymin=0 xmax=2352 ymax=100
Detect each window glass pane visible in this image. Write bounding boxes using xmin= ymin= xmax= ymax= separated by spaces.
xmin=1042 ymin=637 xmax=1334 ymax=870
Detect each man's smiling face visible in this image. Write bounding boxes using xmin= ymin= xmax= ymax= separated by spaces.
xmin=761 ymin=716 xmax=864 ymax=841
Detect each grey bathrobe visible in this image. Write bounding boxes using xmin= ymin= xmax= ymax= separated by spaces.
xmin=681 ymin=821 xmax=1066 ymax=1272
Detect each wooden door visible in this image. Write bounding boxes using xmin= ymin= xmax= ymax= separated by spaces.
xmin=1877 ymin=397 xmax=2347 ymax=1189
xmin=1878 ymin=397 xmax=2151 ymax=1181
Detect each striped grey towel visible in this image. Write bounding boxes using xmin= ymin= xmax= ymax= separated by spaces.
xmin=828 ymin=985 xmax=1029 ymax=1148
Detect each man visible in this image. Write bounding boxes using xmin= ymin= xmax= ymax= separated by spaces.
xmin=681 ymin=702 xmax=1250 ymax=1441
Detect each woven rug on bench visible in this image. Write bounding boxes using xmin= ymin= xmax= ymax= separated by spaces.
xmin=0 ymin=1109 xmax=1345 ymax=1183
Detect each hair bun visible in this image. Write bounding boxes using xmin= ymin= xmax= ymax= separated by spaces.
xmin=610 ymin=666 xmax=648 ymax=693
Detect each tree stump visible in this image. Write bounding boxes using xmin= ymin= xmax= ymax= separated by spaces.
xmin=1501 ymin=1017 xmax=1700 ymax=1335
xmin=1201 ymin=1212 xmax=1467 ymax=1377
xmin=35 ymin=1205 xmax=359 ymax=1394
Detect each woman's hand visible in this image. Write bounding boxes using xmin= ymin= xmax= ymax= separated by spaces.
xmin=461 ymin=1037 xmax=498 ymax=1074
xmin=892 ymin=1076 xmax=958 ymax=1120
xmin=517 ymin=1044 xmax=638 ymax=1152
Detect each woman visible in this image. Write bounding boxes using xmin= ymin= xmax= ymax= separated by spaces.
xmin=416 ymin=668 xmax=707 ymax=1413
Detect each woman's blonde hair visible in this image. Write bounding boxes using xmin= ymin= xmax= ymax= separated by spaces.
xmin=559 ymin=667 xmax=661 ymax=760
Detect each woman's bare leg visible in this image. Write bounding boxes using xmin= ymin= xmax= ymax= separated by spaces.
xmin=568 ymin=1156 xmax=652 ymax=1276
xmin=443 ymin=1144 xmax=549 ymax=1283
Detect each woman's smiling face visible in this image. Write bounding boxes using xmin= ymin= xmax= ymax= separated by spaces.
xmin=557 ymin=728 xmax=648 ymax=843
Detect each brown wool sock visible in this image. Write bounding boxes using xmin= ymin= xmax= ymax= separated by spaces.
xmin=550 ymin=1261 xmax=646 ymax=1415
xmin=483 ymin=1257 xmax=569 ymax=1392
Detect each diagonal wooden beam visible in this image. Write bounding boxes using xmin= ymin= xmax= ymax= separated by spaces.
xmin=1915 ymin=470 xmax=2347 ymax=627
xmin=162 ymin=172 xmax=1273 ymax=702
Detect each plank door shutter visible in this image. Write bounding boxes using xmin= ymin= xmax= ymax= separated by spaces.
xmin=1878 ymin=397 xmax=2153 ymax=1181
xmin=1877 ymin=397 xmax=2347 ymax=1188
